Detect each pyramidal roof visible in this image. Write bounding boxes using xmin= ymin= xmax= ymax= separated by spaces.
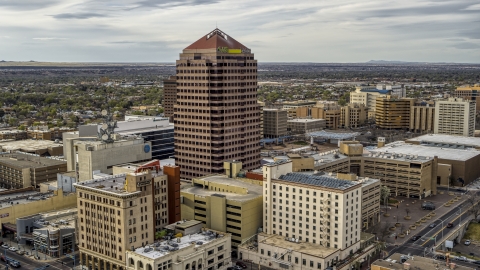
xmin=185 ymin=28 xmax=250 ymax=51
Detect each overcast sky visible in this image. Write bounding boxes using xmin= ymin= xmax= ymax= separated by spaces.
xmin=1 ymin=0 xmax=480 ymax=63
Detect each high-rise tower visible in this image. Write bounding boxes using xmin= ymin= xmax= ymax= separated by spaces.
xmin=174 ymin=28 xmax=261 ymax=179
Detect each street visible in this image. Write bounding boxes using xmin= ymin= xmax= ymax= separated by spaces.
xmin=0 ymin=248 xmax=78 ymax=270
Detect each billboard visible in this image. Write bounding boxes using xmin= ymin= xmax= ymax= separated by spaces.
xmin=445 ymin=240 xmax=454 ymax=249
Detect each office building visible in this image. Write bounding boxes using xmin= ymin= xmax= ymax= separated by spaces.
xmin=126 ymin=226 xmax=231 ymax=270
xmin=434 ymin=97 xmax=475 ymax=137
xmin=376 ymin=83 xmax=406 ymax=98
xmin=163 ymin=76 xmax=177 ymax=121
xmin=258 ymin=101 xmax=265 ymax=138
xmin=263 ymin=108 xmax=287 ymax=138
xmin=410 ymin=102 xmax=435 ymax=133
xmin=112 ymin=159 xmax=181 ymax=230
xmin=281 ymin=101 xmax=317 ymax=110
xmin=17 ymin=208 xmax=77 ymax=257
xmin=454 ymin=84 xmax=480 ymax=111
xmin=375 ymin=96 xmax=414 ymax=129
xmin=174 ymin=28 xmax=261 ymax=179
xmin=75 ymin=172 xmax=158 ymax=270
xmin=340 ymin=103 xmax=367 ymax=128
xmin=350 ymin=86 xmax=391 ymax=118
xmin=312 ymin=102 xmax=341 ymax=130
xmin=287 ymin=119 xmax=326 ymax=135
xmin=180 ymin=166 xmax=263 ymax=250
xmin=27 ymin=126 xmax=76 ymax=141
xmin=262 ymin=160 xmax=363 ymax=260
xmin=0 ymin=153 xmax=67 ymax=189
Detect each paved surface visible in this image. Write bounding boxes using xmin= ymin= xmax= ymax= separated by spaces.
xmin=383 ymin=189 xmax=480 ymax=269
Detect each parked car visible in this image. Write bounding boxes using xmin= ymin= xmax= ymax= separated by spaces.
xmin=473 ymin=260 xmax=480 ymax=265
xmin=9 ymin=260 xmax=20 ymax=268
xmin=422 ymin=202 xmax=435 ymax=210
xmin=0 ymin=255 xmax=6 ymax=262
xmin=435 ymin=254 xmax=446 ymax=260
xmin=429 ymin=223 xmax=437 ymax=228
xmin=236 ymin=261 xmax=247 ymax=269
xmin=465 ymin=240 xmax=471 ymax=246
xmin=8 ymin=247 xmax=17 ymax=252
xmin=1 ymin=244 xmax=8 ymax=249
xmin=456 ymin=256 xmax=468 ymax=262
xmin=447 ymin=223 xmax=454 ymax=228
xmin=412 ymin=235 xmax=421 ymax=241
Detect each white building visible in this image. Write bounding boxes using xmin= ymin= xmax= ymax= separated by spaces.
xmin=350 ymin=86 xmax=391 ymax=118
xmin=376 ymin=83 xmax=406 ymax=98
xmin=126 ymin=229 xmax=231 ymax=270
xmin=434 ymin=97 xmax=475 ymax=137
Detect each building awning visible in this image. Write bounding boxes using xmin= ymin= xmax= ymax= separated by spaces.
xmin=2 ymin=222 xmax=17 ymax=232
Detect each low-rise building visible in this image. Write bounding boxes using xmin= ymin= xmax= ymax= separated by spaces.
xmin=180 ymin=171 xmax=263 ymax=250
xmin=0 ymin=130 xmax=27 ymax=141
xmin=287 ymin=119 xmax=326 ymax=135
xmin=0 ymin=153 xmax=67 ymax=189
xmin=454 ymin=84 xmax=480 ymax=111
xmin=27 ymin=126 xmax=76 ymax=141
xmin=126 ymin=227 xmax=231 ymax=270
xmin=410 ymin=102 xmax=435 ymax=133
xmin=17 ymin=208 xmax=77 ymax=257
xmin=0 ymin=139 xmax=64 ymax=156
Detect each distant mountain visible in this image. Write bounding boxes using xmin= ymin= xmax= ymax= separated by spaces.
xmin=367 ymin=60 xmax=412 ymax=64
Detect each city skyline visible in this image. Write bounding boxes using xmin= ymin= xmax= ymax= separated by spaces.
xmin=1 ymin=0 xmax=479 ymax=63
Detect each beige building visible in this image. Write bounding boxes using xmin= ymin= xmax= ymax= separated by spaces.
xmin=287 ymin=119 xmax=326 ymax=134
xmin=312 ymin=102 xmax=341 ymax=130
xmin=65 ymin=137 xmax=152 ymax=181
xmin=27 ymin=127 xmax=76 ymax=141
xmin=0 ymin=139 xmax=64 ymax=156
xmin=126 ymin=227 xmax=231 ymax=270
xmin=263 ymin=108 xmax=287 ymax=138
xmin=454 ymin=84 xmax=480 ymax=111
xmin=340 ymin=103 xmax=367 ymax=128
xmin=350 ymin=86 xmax=391 ymax=118
xmin=434 ymin=97 xmax=475 ymax=137
xmin=0 ymin=130 xmax=27 ymax=141
xmin=163 ymin=76 xmax=177 ymax=121
xmin=174 ymin=29 xmax=260 ymax=180
xmin=375 ymin=96 xmax=414 ymax=129
xmin=180 ymin=172 xmax=263 ymax=250
xmin=0 ymin=153 xmax=67 ymax=189
xmin=75 ymin=172 xmax=158 ymax=270
xmin=262 ymin=160 xmax=364 ymax=261
xmin=410 ymin=103 xmax=435 ymax=133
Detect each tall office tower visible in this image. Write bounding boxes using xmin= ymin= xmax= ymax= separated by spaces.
xmin=174 ymin=28 xmax=261 ymax=179
xmin=263 ymin=108 xmax=287 ymax=139
xmin=163 ymin=76 xmax=177 ymax=121
xmin=435 ymin=97 xmax=476 ymax=137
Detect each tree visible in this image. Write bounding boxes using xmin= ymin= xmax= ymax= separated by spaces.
xmin=405 ymin=208 xmax=411 ymax=218
xmin=465 ymin=194 xmax=480 ymax=220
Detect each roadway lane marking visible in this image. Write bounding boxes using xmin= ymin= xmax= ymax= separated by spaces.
xmin=421 ymin=205 xmax=474 ymax=247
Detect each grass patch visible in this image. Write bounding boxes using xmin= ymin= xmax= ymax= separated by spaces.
xmin=292 ymin=141 xmax=309 ymax=146
xmin=388 ymin=199 xmax=399 ymax=204
xmin=463 ymin=222 xmax=480 ymax=242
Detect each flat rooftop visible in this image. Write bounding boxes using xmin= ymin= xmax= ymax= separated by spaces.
xmin=311 ymin=151 xmax=349 ymax=165
xmin=408 ymin=134 xmax=480 ymax=148
xmin=369 ymin=141 xmax=480 ymax=161
xmin=0 ymin=190 xmax=55 ymax=209
xmin=133 ymin=230 xmax=227 ymax=260
xmin=278 ymin=173 xmax=361 ymax=191
xmin=73 ymin=173 xmax=141 ymax=195
xmin=258 ymin=233 xmax=338 ymax=258
xmin=372 ymin=253 xmax=474 ymax=270
xmin=0 ymin=139 xmax=63 ymax=152
xmin=0 ymin=153 xmax=66 ymax=168
xmin=288 ymin=119 xmax=325 ymax=123
xmin=182 ymin=175 xmax=262 ymax=202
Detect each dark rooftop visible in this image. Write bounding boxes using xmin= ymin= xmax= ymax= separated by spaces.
xmin=185 ymin=28 xmax=249 ymax=51
xmin=278 ymin=173 xmax=360 ymax=190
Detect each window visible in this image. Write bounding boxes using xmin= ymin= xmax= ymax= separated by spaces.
xmin=268 ymin=251 xmax=271 ymax=256
xmin=295 ymin=257 xmax=298 ymax=264
xmin=261 ymin=249 xmax=264 ymax=255
xmin=218 ymin=245 xmax=223 ymax=251
xmin=302 ymin=259 xmax=306 ymax=266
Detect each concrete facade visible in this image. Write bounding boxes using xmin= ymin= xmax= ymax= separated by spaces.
xmin=434 ymin=97 xmax=475 ymax=137
xmin=180 ymin=175 xmax=263 ymax=250
xmin=410 ymin=104 xmax=435 ymax=133
xmin=75 ymin=172 xmax=158 ymax=270
xmin=340 ymin=103 xmax=367 ymax=128
xmin=126 ymin=229 xmax=231 ymax=270
xmin=287 ymin=119 xmax=326 ymax=135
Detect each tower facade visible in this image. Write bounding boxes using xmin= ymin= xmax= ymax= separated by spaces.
xmin=174 ymin=29 xmax=261 ymax=179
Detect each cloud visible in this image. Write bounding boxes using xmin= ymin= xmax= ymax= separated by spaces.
xmin=131 ymin=0 xmax=220 ymax=9
xmin=52 ymin=12 xmax=110 ymax=19
xmin=33 ymin=37 xmax=68 ymax=40
xmin=0 ymin=0 xmax=59 ymax=10
xmin=452 ymin=42 xmax=480 ymax=49
xmin=0 ymin=36 xmax=10 ymax=39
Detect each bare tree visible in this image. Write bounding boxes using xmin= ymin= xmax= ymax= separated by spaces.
xmin=405 ymin=208 xmax=411 ymax=218
xmin=378 ymin=222 xmax=392 ymax=242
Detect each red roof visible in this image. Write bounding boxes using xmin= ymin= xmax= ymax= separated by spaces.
xmin=185 ymin=28 xmax=249 ymax=50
